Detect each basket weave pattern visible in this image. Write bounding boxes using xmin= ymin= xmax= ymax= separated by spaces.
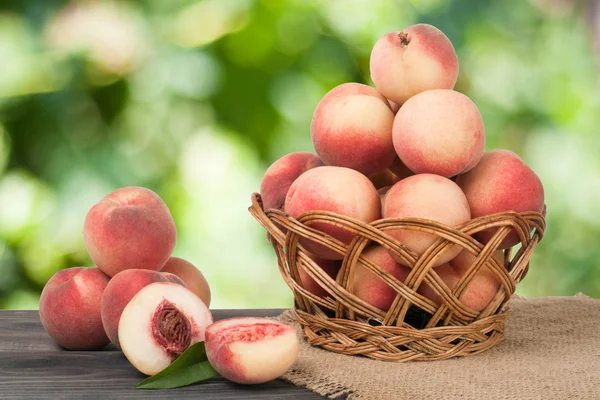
xmin=249 ymin=193 xmax=546 ymax=361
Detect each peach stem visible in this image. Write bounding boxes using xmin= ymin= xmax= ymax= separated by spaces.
xmin=398 ymin=31 xmax=410 ymax=46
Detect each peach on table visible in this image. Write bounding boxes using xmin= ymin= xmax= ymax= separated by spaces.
xmin=39 ymin=267 xmax=110 ymax=351
xmin=118 ymin=282 xmax=213 ymax=376
xmin=205 ymin=317 xmax=299 ymax=385
xmin=83 ymin=186 xmax=177 ymax=277
xmin=162 ymin=257 xmax=211 ymax=307
xmin=100 ymin=269 xmax=186 ymax=349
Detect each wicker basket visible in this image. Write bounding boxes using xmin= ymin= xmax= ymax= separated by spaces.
xmin=249 ymin=192 xmax=546 ymax=361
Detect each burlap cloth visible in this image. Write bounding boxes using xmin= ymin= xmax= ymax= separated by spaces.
xmin=278 ymin=295 xmax=600 ymax=399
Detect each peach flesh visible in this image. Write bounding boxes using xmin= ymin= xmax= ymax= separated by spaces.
xmin=456 ymin=150 xmax=545 ymax=248
xmin=393 ymin=89 xmax=485 ymax=178
xmin=39 ymin=267 xmax=110 ymax=350
xmin=205 ymin=317 xmax=299 ymax=385
xmin=100 ymin=269 xmax=185 ymax=349
xmin=370 ymin=24 xmax=459 ymax=104
xmin=383 ymin=174 xmax=471 ymax=266
xmin=119 ymin=282 xmax=213 ymax=376
xmin=83 ymin=186 xmax=177 ymax=277
xmin=161 ymin=257 xmax=211 ymax=307
xmin=310 ymin=83 xmax=396 ymax=176
xmin=260 ymin=152 xmax=323 ymax=211
xmin=284 ymin=166 xmax=381 ymax=260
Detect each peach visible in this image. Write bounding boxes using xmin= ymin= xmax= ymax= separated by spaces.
xmin=161 ymin=257 xmax=211 ymax=307
xmin=83 ymin=186 xmax=177 ymax=277
xmin=298 ymin=256 xmax=341 ymax=298
xmin=370 ymin=24 xmax=459 ymax=104
xmin=310 ymin=83 xmax=396 ymax=176
xmin=388 ymin=157 xmax=414 ymax=180
xmin=349 ymin=246 xmax=410 ymax=311
xmin=383 ymin=174 xmax=471 ymax=266
xmin=119 ymin=282 xmax=213 ymax=376
xmin=418 ymin=250 xmax=503 ymax=312
xmin=393 ymin=89 xmax=485 ymax=178
xmin=368 ymin=169 xmax=401 ymax=189
xmin=101 ymin=269 xmax=185 ymax=349
xmin=260 ymin=152 xmax=323 ymax=211
xmin=39 ymin=267 xmax=110 ymax=350
xmin=456 ymin=150 xmax=545 ymax=248
xmin=205 ymin=317 xmax=299 ymax=385
xmin=285 ymin=166 xmax=381 ymax=260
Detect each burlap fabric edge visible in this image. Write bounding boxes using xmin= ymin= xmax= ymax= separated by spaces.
xmin=276 ymin=294 xmax=600 ymax=400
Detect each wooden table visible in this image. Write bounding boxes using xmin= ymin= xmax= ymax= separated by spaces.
xmin=0 ymin=309 xmax=325 ymax=399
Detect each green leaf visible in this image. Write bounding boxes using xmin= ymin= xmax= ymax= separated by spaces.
xmin=136 ymin=361 xmax=219 ymax=389
xmin=135 ymin=341 xmax=219 ymax=389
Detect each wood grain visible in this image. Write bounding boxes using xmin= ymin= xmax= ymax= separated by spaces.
xmin=0 ymin=310 xmax=324 ymax=399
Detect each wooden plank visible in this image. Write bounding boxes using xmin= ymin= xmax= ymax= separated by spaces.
xmin=0 ymin=310 xmax=324 ymax=399
xmin=0 ymin=309 xmax=287 ymax=352
xmin=0 ymin=311 xmax=53 ymax=352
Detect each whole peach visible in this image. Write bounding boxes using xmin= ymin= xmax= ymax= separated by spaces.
xmin=260 ymin=152 xmax=323 ymax=211
xmin=161 ymin=257 xmax=211 ymax=307
xmin=83 ymin=186 xmax=177 ymax=277
xmin=383 ymin=174 xmax=471 ymax=266
xmin=370 ymin=24 xmax=459 ymax=104
xmin=393 ymin=89 xmax=485 ymax=178
xmin=311 ymin=83 xmax=396 ymax=176
xmin=285 ymin=166 xmax=381 ymax=260
xmin=39 ymin=267 xmax=110 ymax=350
xmin=456 ymin=150 xmax=545 ymax=248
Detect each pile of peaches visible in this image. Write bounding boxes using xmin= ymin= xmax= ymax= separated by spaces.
xmin=39 ymin=186 xmax=299 ymax=385
xmin=260 ymin=23 xmax=545 ymax=313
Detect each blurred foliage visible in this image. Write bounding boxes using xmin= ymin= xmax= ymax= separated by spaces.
xmin=0 ymin=0 xmax=599 ymax=309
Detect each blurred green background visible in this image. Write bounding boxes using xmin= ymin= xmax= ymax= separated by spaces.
xmin=0 ymin=0 xmax=599 ymax=309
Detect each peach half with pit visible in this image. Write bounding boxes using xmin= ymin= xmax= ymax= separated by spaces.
xmin=119 ymin=282 xmax=213 ymax=376
xmin=101 ymin=269 xmax=186 ymax=349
